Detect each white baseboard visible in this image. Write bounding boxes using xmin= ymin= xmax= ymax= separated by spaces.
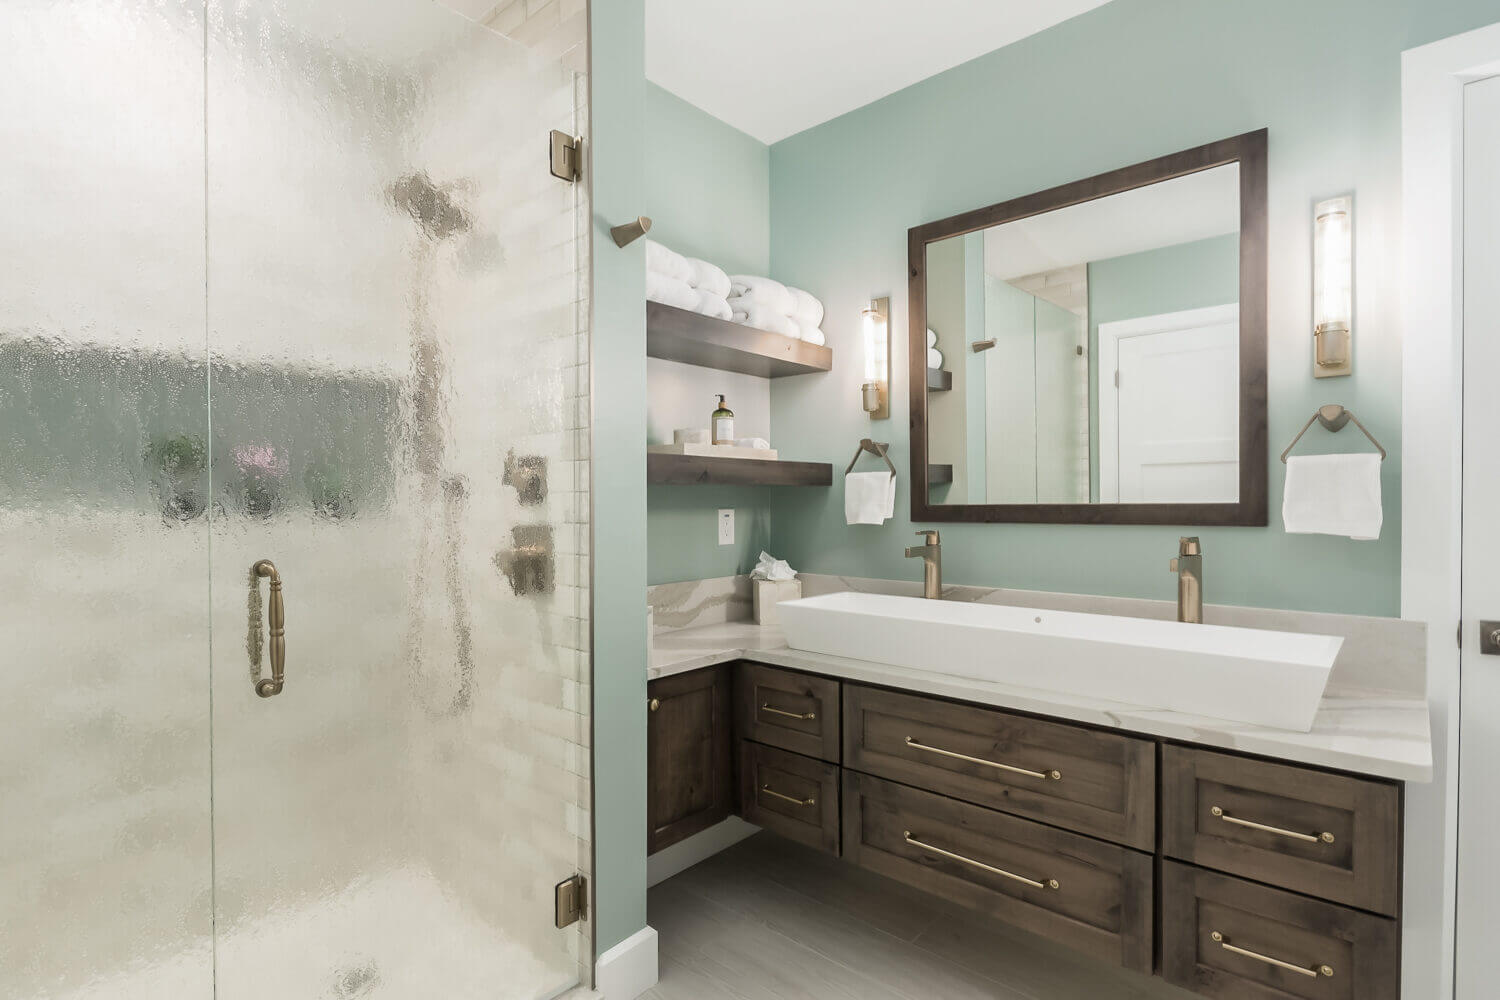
xmin=595 ymin=925 xmax=658 ymax=1000
xmin=647 ymin=816 xmax=760 ymax=888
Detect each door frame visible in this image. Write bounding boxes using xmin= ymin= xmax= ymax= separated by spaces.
xmin=1400 ymin=20 xmax=1500 ymax=1000
xmin=1097 ymin=303 xmax=1239 ymax=503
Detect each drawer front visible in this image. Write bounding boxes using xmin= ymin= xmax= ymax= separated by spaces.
xmin=1161 ymin=861 xmax=1398 ymax=1000
xmin=735 ymin=662 xmax=841 ymax=762
xmin=842 ymin=684 xmax=1155 ymax=849
xmin=738 ymin=741 xmax=840 ymax=856
xmin=648 ymin=666 xmax=733 ymax=854
xmin=842 ymin=770 xmax=1153 ymax=973
xmin=1162 ymin=747 xmax=1400 ymax=916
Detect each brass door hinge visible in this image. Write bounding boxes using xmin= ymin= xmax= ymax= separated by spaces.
xmin=550 ymin=130 xmax=581 ymax=182
xmin=555 ymin=873 xmax=587 ymax=928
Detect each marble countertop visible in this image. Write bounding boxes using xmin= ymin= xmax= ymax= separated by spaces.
xmin=650 ymin=619 xmax=1434 ymax=783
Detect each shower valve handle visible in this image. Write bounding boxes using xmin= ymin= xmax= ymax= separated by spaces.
xmin=253 ymin=560 xmax=286 ymax=698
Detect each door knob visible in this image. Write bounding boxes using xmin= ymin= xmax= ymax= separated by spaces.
xmin=1482 ymin=620 xmax=1500 ymax=656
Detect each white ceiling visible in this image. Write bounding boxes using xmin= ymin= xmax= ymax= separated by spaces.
xmin=646 ymin=0 xmax=1113 ymax=144
xmin=982 ymin=164 xmax=1242 ymax=281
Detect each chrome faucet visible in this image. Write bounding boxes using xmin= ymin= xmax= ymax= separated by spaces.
xmin=904 ymin=530 xmax=943 ymax=599
xmin=1169 ymin=536 xmax=1203 ymax=624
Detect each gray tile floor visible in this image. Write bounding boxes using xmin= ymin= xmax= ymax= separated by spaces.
xmin=644 ymin=833 xmax=1195 ymax=1000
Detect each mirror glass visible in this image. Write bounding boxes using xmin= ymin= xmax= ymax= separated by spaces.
xmin=924 ymin=163 xmax=1241 ymax=507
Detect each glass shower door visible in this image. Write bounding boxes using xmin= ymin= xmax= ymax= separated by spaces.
xmin=203 ymin=2 xmax=591 ymax=999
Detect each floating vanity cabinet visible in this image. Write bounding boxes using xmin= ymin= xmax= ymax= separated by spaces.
xmin=739 ymin=741 xmax=841 ymax=856
xmin=843 ymin=771 xmax=1154 ymax=973
xmin=1162 ymin=746 xmax=1401 ymax=916
xmin=735 ymin=662 xmax=841 ymax=761
xmin=647 ymin=665 xmax=734 ymax=853
xmin=1161 ymin=861 xmax=1399 ymax=999
xmin=843 ymin=685 xmax=1156 ymax=850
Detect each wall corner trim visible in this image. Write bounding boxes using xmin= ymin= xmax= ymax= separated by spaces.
xmin=596 ymin=925 xmax=659 ymax=999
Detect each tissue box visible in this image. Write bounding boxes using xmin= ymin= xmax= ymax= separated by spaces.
xmin=753 ymin=579 xmax=802 ymax=625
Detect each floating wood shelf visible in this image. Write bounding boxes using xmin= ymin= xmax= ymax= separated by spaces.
xmin=927 ymin=368 xmax=952 ymax=391
xmin=927 ymin=464 xmax=954 ymax=486
xmin=647 ymin=301 xmax=833 ymax=378
xmin=648 ymin=452 xmax=833 ymax=487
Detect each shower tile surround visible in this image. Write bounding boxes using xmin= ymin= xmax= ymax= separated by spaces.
xmin=648 ymin=574 xmax=1430 ymax=781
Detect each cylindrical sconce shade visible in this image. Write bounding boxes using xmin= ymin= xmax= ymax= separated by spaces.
xmin=1313 ymin=195 xmax=1352 ymax=377
xmin=861 ymin=298 xmax=890 ymax=418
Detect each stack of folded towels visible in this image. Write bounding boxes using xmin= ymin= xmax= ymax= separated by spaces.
xmin=646 ymin=239 xmax=733 ymax=320
xmin=727 ymin=276 xmax=826 ymax=346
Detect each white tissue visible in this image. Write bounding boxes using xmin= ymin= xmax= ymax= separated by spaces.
xmin=751 ymin=550 xmax=797 ymax=582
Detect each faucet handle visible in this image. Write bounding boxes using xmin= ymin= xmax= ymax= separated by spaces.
xmin=1169 ymin=557 xmax=1179 ymax=573
xmin=1178 ymin=536 xmax=1201 ymax=556
xmin=915 ymin=529 xmax=940 ymax=544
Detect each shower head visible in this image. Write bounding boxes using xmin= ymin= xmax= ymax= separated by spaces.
xmin=388 ymin=171 xmax=471 ymax=241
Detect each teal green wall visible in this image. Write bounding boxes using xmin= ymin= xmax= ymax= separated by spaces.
xmin=767 ymin=0 xmax=1500 ymax=617
xmin=590 ymin=0 xmax=648 ymax=957
xmin=647 ymin=484 xmax=773 ymax=582
xmin=645 ymin=82 xmax=770 ymax=275
xmin=644 ymin=81 xmax=776 ymax=584
xmin=1086 ymin=233 xmax=1240 ymax=499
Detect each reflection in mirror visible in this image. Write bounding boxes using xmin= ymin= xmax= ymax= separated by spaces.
xmin=925 ymin=163 xmax=1241 ymax=507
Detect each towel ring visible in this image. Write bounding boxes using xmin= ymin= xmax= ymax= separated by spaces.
xmin=1280 ymin=404 xmax=1386 ymax=464
xmin=845 ymin=438 xmax=897 ymax=477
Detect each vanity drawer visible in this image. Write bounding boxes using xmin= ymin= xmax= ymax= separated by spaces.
xmin=738 ymin=741 xmax=840 ymax=856
xmin=1162 ymin=747 xmax=1400 ymax=916
xmin=842 ymin=684 xmax=1155 ymax=849
xmin=735 ymin=662 xmax=841 ymax=762
xmin=1161 ymin=861 xmax=1398 ymax=999
xmin=842 ymin=770 xmax=1153 ymax=973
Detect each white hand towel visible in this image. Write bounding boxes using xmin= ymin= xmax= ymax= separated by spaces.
xmin=731 ymin=305 xmax=799 ymax=338
xmin=845 ymin=472 xmax=896 ymax=526
xmin=927 ymin=346 xmax=943 ymax=369
xmin=646 ymin=270 xmax=700 ymax=311
xmin=645 ymin=239 xmax=693 ymax=283
xmin=686 ymin=257 xmax=731 ymax=297
xmin=787 ymin=286 xmax=824 ymax=329
xmin=728 ymin=275 xmax=795 ymax=316
xmin=1282 ymin=453 xmax=1383 ymax=540
xmin=692 ymin=288 xmax=733 ymax=320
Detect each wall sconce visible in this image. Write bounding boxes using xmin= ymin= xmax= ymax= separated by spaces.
xmin=861 ymin=297 xmax=890 ymax=418
xmin=1312 ymin=195 xmax=1353 ymax=378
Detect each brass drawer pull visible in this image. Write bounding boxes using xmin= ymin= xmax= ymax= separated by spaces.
xmin=1210 ymin=806 xmax=1335 ymax=844
xmin=760 ymin=785 xmax=815 ymax=807
xmin=903 ymin=831 xmax=1060 ymax=891
xmin=761 ymin=703 xmax=816 ymax=721
xmin=1211 ymin=931 xmax=1333 ymax=979
xmin=905 ymin=736 xmax=1061 ymax=781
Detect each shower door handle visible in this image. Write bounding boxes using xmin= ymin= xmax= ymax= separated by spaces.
xmin=253 ymin=559 xmax=286 ymax=697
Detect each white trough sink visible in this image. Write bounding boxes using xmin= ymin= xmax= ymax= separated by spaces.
xmin=777 ymin=592 xmax=1343 ymax=732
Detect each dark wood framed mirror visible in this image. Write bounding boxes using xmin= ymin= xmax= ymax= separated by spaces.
xmin=908 ymin=129 xmax=1267 ymax=525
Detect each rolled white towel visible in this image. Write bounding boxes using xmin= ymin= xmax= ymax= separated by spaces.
xmin=728 ymin=275 xmax=795 ymax=316
xmin=645 ymin=239 xmax=693 ymax=283
xmin=647 ymin=270 xmax=699 ymax=311
xmin=926 ymin=328 xmax=937 ymax=348
xmin=786 ymin=287 xmax=824 ymax=329
xmin=686 ymin=257 xmax=731 ymax=298
xmin=692 ymin=288 xmax=732 ymax=321
xmin=733 ymin=437 xmax=771 ymax=450
xmin=732 ymin=306 xmax=799 ymax=338
xmin=800 ymin=327 xmax=826 ymax=347
xmin=927 ymin=346 xmax=943 ymax=369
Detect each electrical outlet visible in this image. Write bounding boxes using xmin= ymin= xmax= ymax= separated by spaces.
xmin=717 ymin=508 xmax=734 ymax=547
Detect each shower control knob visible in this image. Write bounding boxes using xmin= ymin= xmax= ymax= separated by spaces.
xmin=1480 ymin=620 xmax=1500 ymax=656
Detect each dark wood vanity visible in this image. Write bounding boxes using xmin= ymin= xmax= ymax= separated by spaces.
xmin=648 ymin=659 xmax=1404 ymax=998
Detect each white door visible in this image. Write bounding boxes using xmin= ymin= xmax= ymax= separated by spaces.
xmin=1457 ymin=71 xmax=1500 ymax=1000
xmin=1098 ymin=304 xmax=1239 ymax=503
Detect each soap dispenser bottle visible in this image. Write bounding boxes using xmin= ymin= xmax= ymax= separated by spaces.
xmin=711 ymin=394 xmax=734 ymax=445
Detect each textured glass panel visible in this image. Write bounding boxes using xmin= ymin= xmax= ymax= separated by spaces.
xmin=205 ymin=3 xmax=590 ymax=998
xmin=0 ymin=2 xmax=215 ymax=998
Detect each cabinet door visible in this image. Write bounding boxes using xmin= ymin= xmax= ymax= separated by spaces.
xmin=648 ymin=666 xmax=733 ymax=853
